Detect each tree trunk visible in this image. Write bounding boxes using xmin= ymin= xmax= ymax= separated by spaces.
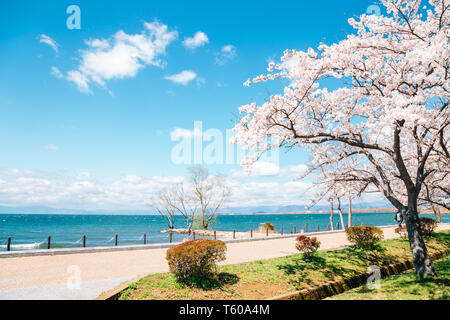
xmin=202 ymin=210 xmax=207 ymax=229
xmin=337 ymin=198 xmax=345 ymax=230
xmin=348 ymin=195 xmax=352 ymax=228
xmin=330 ymin=201 xmax=334 ymax=231
xmin=432 ymin=204 xmax=442 ymax=223
xmin=404 ymin=191 xmax=437 ymax=278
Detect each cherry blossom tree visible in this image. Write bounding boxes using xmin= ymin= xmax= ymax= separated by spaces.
xmin=323 ymin=167 xmax=358 ymax=230
xmin=308 ymin=165 xmax=365 ymax=230
xmin=232 ymin=0 xmax=449 ymax=277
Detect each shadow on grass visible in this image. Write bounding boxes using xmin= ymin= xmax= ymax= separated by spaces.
xmin=277 ymin=258 xmax=307 ymax=275
xmin=277 ymin=254 xmax=358 ymax=288
xmin=429 ymin=231 xmax=450 ymax=246
xmin=344 ymin=245 xmax=401 ymax=267
xmin=182 ymin=272 xmax=240 ymax=290
xmin=276 ymin=244 xmax=410 ymax=290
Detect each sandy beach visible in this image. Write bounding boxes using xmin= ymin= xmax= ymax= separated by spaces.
xmin=1 ymin=223 xmax=449 ymax=299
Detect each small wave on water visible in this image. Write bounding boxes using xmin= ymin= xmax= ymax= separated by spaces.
xmin=0 ymin=241 xmax=82 ymax=251
xmin=0 ymin=242 xmax=45 ymax=250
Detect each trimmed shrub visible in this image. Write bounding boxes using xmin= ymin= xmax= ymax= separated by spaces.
xmin=295 ymin=235 xmax=321 ymax=259
xmin=259 ymin=222 xmax=275 ymax=233
xmin=166 ymin=239 xmax=226 ymax=283
xmin=346 ymin=226 xmax=384 ymax=249
xmin=394 ymin=225 xmax=408 ymax=240
xmin=418 ymin=217 xmax=437 ymax=237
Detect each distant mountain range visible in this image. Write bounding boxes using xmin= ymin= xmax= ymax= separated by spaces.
xmin=0 ymin=200 xmax=394 ymax=215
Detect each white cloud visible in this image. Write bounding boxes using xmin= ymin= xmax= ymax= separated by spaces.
xmin=182 ymin=31 xmax=209 ymax=49
xmin=226 ymin=179 xmax=315 ymax=208
xmin=196 ymin=77 xmax=206 ymax=87
xmin=51 ymin=66 xmax=63 ymax=79
xmin=0 ymin=169 xmax=184 ymax=210
xmin=39 ymin=34 xmax=58 ymax=53
xmin=280 ymin=164 xmax=308 ymax=178
xmin=232 ymin=162 xmax=280 ymax=178
xmin=252 ymin=162 xmax=280 ymax=177
xmin=231 ymin=163 xmax=309 ymax=180
xmin=55 ymin=21 xmax=178 ymax=94
xmin=0 ymin=167 xmax=387 ymax=210
xmin=122 ymin=174 xmax=142 ymax=183
xmin=170 ymin=127 xmax=202 ymax=140
xmin=215 ymin=44 xmax=236 ymax=65
xmin=66 ymin=70 xmax=91 ymax=94
xmin=164 ymin=70 xmax=197 ymax=86
xmin=44 ymin=144 xmax=58 ymax=151
xmin=216 ymin=81 xmax=227 ymax=87
xmin=0 ymin=168 xmax=37 ymax=177
xmin=76 ymin=172 xmax=91 ymax=180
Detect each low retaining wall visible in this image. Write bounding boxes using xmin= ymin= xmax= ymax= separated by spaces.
xmin=269 ymin=248 xmax=450 ymax=300
xmin=96 ymin=276 xmax=142 ymax=300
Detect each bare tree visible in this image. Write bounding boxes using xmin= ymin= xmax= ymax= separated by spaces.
xmin=150 ymin=168 xmax=231 ymax=232
xmin=149 ymin=188 xmax=176 ymax=230
xmin=189 ymin=166 xmax=231 ymax=230
xmin=169 ymin=182 xmax=198 ymax=232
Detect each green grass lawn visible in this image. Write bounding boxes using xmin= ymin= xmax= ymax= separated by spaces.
xmin=327 ymin=256 xmax=450 ymax=300
xmin=118 ymin=230 xmax=450 ymax=300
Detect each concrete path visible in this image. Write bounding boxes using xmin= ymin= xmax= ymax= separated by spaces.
xmin=1 ymin=224 xmax=449 ymax=300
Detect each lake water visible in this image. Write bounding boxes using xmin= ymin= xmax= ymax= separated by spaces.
xmin=0 ymin=212 xmax=447 ymax=251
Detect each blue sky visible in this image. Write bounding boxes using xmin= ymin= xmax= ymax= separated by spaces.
xmin=0 ymin=0 xmax=387 ymax=210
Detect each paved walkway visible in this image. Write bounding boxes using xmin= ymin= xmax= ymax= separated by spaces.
xmin=1 ymin=224 xmax=449 ymax=299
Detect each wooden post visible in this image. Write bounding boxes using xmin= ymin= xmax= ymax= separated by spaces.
xmin=280 ymin=226 xmax=283 ymax=235
xmin=82 ymin=235 xmax=86 ymax=248
xmin=266 ymin=228 xmax=268 ymax=237
xmin=317 ymin=225 xmax=320 ymax=232
xmin=294 ymin=226 xmax=297 ymax=234
xmin=250 ymin=229 xmax=253 ymax=238
xmin=305 ymin=223 xmax=308 ymax=233
xmin=6 ymin=237 xmax=11 ymax=251
xmin=143 ymin=233 xmax=146 ymax=245
xmin=47 ymin=236 xmax=51 ymax=249
xmin=233 ymin=230 xmax=236 ymax=239
xmin=328 ymin=224 xmax=330 ymax=231
xmin=214 ymin=230 xmax=217 ymax=240
xmin=114 ymin=234 xmax=118 ymax=246
xmin=169 ymin=230 xmax=172 ymax=243
xmin=193 ymin=231 xmax=196 ymax=240
xmin=337 ymin=221 xmax=340 ymax=230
